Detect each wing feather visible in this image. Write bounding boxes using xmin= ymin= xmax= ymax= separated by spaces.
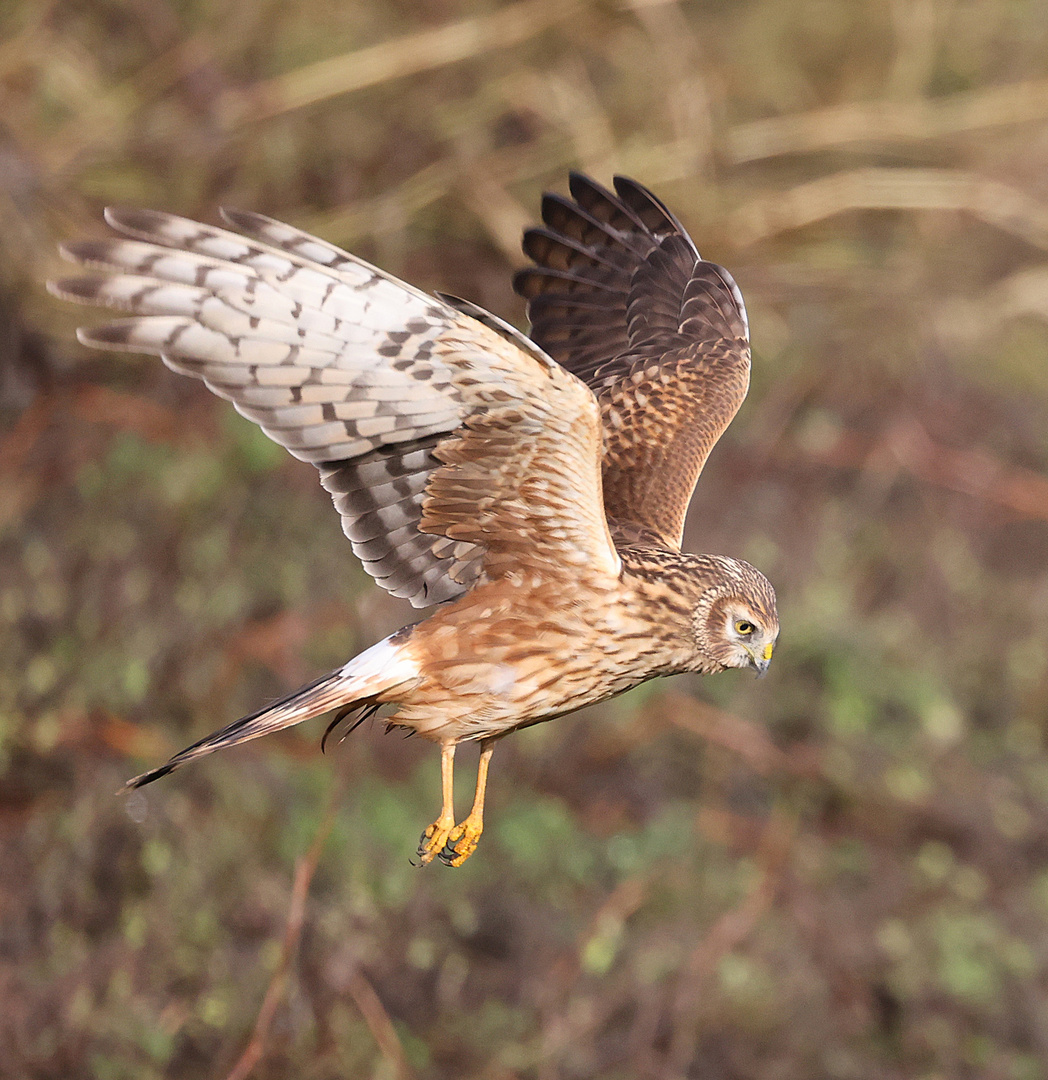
xmin=514 ymin=173 xmax=751 ymax=549
xmin=51 ymin=207 xmax=618 ymax=607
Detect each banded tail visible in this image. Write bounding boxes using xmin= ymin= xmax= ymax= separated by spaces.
xmin=124 ymin=634 xmax=419 ymax=789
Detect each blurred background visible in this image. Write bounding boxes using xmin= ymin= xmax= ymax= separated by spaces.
xmin=4 ymin=0 xmax=1048 ymax=1077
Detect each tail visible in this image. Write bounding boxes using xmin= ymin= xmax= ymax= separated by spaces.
xmin=124 ymin=633 xmax=419 ymax=789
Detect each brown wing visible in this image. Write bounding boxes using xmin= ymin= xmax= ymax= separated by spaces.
xmin=50 ymin=208 xmax=619 ymax=608
xmin=513 ymin=173 xmax=751 ymax=550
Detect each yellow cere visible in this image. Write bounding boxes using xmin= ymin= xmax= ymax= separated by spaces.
xmin=763 ymin=643 xmax=774 ymax=661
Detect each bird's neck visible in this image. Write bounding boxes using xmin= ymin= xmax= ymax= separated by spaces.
xmin=615 ymin=545 xmax=724 ymax=676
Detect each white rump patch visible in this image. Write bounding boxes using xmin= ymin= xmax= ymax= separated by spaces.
xmin=339 ymin=633 xmax=418 ymax=692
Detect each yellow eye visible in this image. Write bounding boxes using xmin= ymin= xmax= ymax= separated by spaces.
xmin=735 ymin=620 xmax=755 ymax=635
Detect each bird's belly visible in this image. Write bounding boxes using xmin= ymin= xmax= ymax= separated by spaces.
xmin=392 ymin=673 xmax=621 ymax=742
xmin=381 ymin=576 xmax=674 ymax=743
xmin=388 ymin=640 xmax=651 ymax=743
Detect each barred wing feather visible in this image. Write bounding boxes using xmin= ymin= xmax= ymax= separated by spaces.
xmin=51 ymin=208 xmax=618 ymax=606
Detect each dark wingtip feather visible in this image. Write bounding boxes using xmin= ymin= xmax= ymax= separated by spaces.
xmin=104 ymin=206 xmax=171 ymax=238
xmin=47 ymin=276 xmax=103 ymax=303
xmin=57 ymin=239 xmax=118 ymax=266
xmin=219 ymin=207 xmax=275 ymax=236
xmin=75 ymin=322 xmax=139 ymax=348
xmin=511 ymin=267 xmax=536 ymax=299
xmin=539 ymin=191 xmax=578 ymax=223
xmin=45 ymin=277 xmax=77 ymax=301
xmin=611 ymin=174 xmax=666 ymax=210
xmin=513 ymin=265 xmax=621 ymax=300
xmin=122 ymin=761 xmax=179 ymax=791
xmin=567 ymin=170 xmax=610 ymax=203
xmin=218 ymin=206 xmax=255 ymax=230
xmin=612 ymin=175 xmax=694 ymax=248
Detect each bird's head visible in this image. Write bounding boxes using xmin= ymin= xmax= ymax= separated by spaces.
xmin=690 ymin=556 xmax=779 ymax=677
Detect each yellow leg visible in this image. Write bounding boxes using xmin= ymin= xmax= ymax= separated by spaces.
xmin=441 ymin=739 xmax=494 ymax=867
xmin=417 ymin=743 xmax=457 ymax=865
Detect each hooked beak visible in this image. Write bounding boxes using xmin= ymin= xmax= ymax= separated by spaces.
xmin=747 ymin=642 xmax=774 ymax=679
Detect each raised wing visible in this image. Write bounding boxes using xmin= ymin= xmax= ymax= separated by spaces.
xmin=50 ymin=208 xmax=619 ymax=607
xmin=514 ymin=173 xmax=751 ymax=550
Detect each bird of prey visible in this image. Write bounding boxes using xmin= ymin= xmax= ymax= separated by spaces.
xmin=50 ymin=173 xmax=777 ymax=866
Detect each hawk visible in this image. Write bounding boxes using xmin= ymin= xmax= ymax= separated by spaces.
xmin=50 ymin=173 xmax=778 ymax=866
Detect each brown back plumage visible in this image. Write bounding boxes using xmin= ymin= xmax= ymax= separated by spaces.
xmin=514 ymin=173 xmax=751 ymax=549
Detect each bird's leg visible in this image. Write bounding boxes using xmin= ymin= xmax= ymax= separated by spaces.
xmin=417 ymin=743 xmax=457 ymax=865
xmin=440 ymin=739 xmax=494 ymax=867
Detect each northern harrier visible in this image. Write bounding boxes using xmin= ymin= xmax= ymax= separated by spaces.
xmin=50 ymin=174 xmax=777 ymax=866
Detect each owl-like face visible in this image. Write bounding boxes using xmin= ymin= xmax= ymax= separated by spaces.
xmin=718 ymin=599 xmax=778 ymax=676
xmin=698 ymin=582 xmax=779 ymax=677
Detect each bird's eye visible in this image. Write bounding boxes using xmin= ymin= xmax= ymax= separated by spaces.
xmin=735 ymin=620 xmax=755 ymax=635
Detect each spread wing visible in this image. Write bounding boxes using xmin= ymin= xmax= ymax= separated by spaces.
xmin=514 ymin=173 xmax=751 ymax=550
xmin=50 ymin=208 xmax=619 ymax=608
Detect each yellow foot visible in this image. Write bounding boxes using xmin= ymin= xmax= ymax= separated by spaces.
xmin=416 ymin=816 xmax=455 ymax=866
xmin=438 ymin=814 xmax=484 ymax=868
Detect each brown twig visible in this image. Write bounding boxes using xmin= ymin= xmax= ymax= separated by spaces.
xmin=654 ymin=689 xmax=815 ymax=778
xmin=221 ymin=0 xmax=583 ymax=124
xmin=537 ymin=873 xmax=651 ymax=1080
xmin=785 ymin=418 xmax=1048 ymax=522
xmin=726 ymin=78 xmax=1048 ymax=164
xmin=224 ymin=772 xmax=345 ymax=1080
xmin=729 ymin=167 xmax=1048 ymax=250
xmin=344 ymin=970 xmax=417 ymax=1080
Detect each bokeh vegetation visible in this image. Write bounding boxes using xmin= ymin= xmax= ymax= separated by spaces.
xmin=4 ymin=0 xmax=1048 ymax=1077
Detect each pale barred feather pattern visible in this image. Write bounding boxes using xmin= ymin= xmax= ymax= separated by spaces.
xmin=51 ymin=208 xmax=618 ymax=605
xmin=319 ymin=438 xmax=483 ymax=604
